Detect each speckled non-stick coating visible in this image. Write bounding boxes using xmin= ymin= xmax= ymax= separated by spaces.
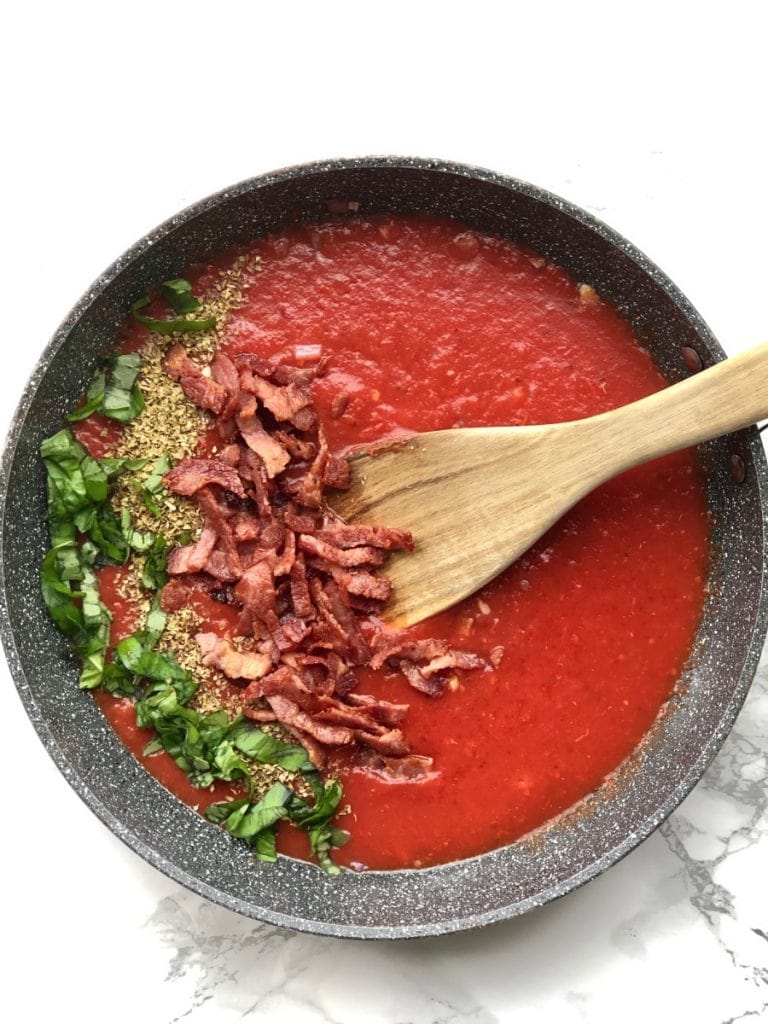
xmin=1 ymin=158 xmax=766 ymax=939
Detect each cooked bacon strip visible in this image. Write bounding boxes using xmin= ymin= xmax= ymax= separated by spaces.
xmin=196 ymin=633 xmax=272 ymax=680
xmin=332 ymin=570 xmax=391 ymax=602
xmin=289 ymin=558 xmax=314 ymax=619
xmin=330 ymin=391 xmax=349 ymax=418
xmin=236 ymin=395 xmax=290 ymax=477
xmin=275 ymin=432 xmax=317 ymax=462
xmin=211 ymin=352 xmax=240 ymax=419
xmin=240 ymin=368 xmax=312 ymax=426
xmin=167 ymin=525 xmax=217 ymax=574
xmin=311 ymin=579 xmax=369 ymax=665
xmin=292 ymin=438 xmax=328 ymax=508
xmin=202 ymin=550 xmax=240 ymax=582
xmin=273 ymin=617 xmax=311 ymax=652
xmin=234 ymin=562 xmax=278 ymax=632
xmin=298 ymin=534 xmax=387 ymax=568
xmin=164 ymin=343 xmax=227 ymax=414
xmin=218 ymin=443 xmax=242 ymax=466
xmin=359 ymin=751 xmax=436 ymax=780
xmin=164 ymin=458 xmax=246 ymax=498
xmin=232 ymin=351 xmax=275 ymax=378
xmin=323 ymin=454 xmax=351 ymax=489
xmin=345 ymin=692 xmax=409 ymax=726
xmin=316 ymin=523 xmax=414 ymax=551
xmin=369 ymin=636 xmax=487 ymax=673
xmin=397 ymin=661 xmax=451 ymax=697
xmin=266 ymin=694 xmax=354 ymax=746
xmin=271 ymin=529 xmax=296 ymax=578
xmin=272 ymin=357 xmax=329 ymax=385
xmin=354 ymin=728 xmax=409 ymax=757
xmin=283 ymin=728 xmax=327 ymax=769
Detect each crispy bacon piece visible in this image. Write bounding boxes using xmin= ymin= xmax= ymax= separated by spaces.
xmin=323 ymin=454 xmax=351 ymax=489
xmin=164 ymin=458 xmax=246 ymax=498
xmin=236 ymin=395 xmax=290 ymax=477
xmin=370 ymin=635 xmax=489 ymax=695
xmin=275 ymin=432 xmax=317 ymax=462
xmin=326 ymin=569 xmax=391 ymax=602
xmin=298 ymin=534 xmax=387 ymax=568
xmin=370 ymin=636 xmax=487 ymax=672
xmin=266 ymin=694 xmax=354 ymax=746
xmin=239 ymin=368 xmax=313 ymax=426
xmin=234 ymin=562 xmax=278 ymax=631
xmin=167 ymin=525 xmax=217 ymax=574
xmin=358 ymin=751 xmax=436 ymax=780
xmin=289 ymin=558 xmax=314 ymax=619
xmin=316 ymin=523 xmax=414 ymax=551
xmin=218 ymin=443 xmax=242 ymax=467
xmin=345 ymin=692 xmax=409 ymax=726
xmin=196 ymin=633 xmax=272 ymax=681
xmin=330 ymin=391 xmax=349 ymax=419
xmin=164 ymin=343 xmax=227 ymax=414
xmin=273 ymin=617 xmax=312 ymax=652
xmin=211 ymin=352 xmax=240 ymax=419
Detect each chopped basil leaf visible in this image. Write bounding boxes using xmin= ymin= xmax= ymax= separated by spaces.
xmin=116 ymin=636 xmax=192 ymax=683
xmin=101 ymin=354 xmax=145 ymax=423
xmin=206 ymin=798 xmax=249 ymax=824
xmin=66 ymin=368 xmax=106 ymax=422
xmin=205 ymin=770 xmax=347 ymax=874
xmin=41 ymin=429 xmax=90 ymax=517
xmin=76 ymin=566 xmax=111 ymax=689
xmin=40 ymin=548 xmax=85 ymax=638
xmin=160 ymin=278 xmax=202 ymax=314
xmin=213 ymin=740 xmax=254 ymax=784
xmin=132 ymin=295 xmax=216 ymax=335
xmin=226 ymin=784 xmax=291 ymax=839
xmin=119 ymin=507 xmax=156 ymax=553
xmin=141 ymin=533 xmax=170 ymax=590
xmin=145 ymin=599 xmax=166 ymax=646
xmin=251 ymin=827 xmax=279 ymax=862
xmin=89 ymin=504 xmax=131 ymax=562
xmin=287 ymin=774 xmax=347 ymax=876
xmin=139 ymin=453 xmax=172 ymax=518
xmin=230 ymin=722 xmax=312 ymax=772
xmin=99 ymin=456 xmax=150 ymax=477
xmin=135 ymin=677 xmax=235 ymax=788
xmin=67 ymin=354 xmax=145 ymax=425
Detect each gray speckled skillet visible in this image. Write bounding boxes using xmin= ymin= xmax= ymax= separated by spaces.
xmin=1 ymin=157 xmax=766 ymax=939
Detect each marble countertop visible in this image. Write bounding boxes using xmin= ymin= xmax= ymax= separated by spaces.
xmin=2 ymin=3 xmax=767 ymax=1021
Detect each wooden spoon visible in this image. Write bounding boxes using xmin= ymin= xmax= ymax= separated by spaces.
xmin=331 ymin=340 xmax=768 ymax=628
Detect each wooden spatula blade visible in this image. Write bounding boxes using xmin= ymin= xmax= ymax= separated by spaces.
xmin=332 ymin=426 xmax=588 ymax=627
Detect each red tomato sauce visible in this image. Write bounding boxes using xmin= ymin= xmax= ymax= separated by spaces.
xmin=94 ymin=215 xmax=710 ymax=870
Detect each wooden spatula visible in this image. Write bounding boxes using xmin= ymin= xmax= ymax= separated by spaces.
xmin=331 ymin=340 xmax=768 ymax=628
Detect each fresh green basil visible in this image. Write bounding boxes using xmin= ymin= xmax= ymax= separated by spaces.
xmin=132 ymin=295 xmax=216 ymax=335
xmin=67 ymin=354 xmax=145 ymax=424
xmin=230 ymin=721 xmax=312 ymax=772
xmin=160 ymin=278 xmax=202 ymax=314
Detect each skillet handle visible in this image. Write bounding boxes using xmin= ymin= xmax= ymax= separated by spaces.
xmin=581 ymin=339 xmax=768 ymax=475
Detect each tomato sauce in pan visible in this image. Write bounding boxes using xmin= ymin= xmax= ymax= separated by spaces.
xmin=92 ymin=215 xmax=710 ymax=869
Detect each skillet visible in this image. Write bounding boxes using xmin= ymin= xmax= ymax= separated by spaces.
xmin=1 ymin=157 xmax=766 ymax=938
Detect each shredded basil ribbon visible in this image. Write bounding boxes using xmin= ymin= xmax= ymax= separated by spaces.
xmin=67 ymin=353 xmax=145 ymax=424
xmin=131 ymin=277 xmax=215 ymax=334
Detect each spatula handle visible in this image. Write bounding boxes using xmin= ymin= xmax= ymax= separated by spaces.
xmin=585 ymin=339 xmax=768 ymax=476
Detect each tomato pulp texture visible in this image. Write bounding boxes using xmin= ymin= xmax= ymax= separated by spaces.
xmin=93 ymin=216 xmax=709 ymax=870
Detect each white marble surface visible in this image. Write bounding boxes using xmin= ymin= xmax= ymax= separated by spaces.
xmin=2 ymin=3 xmax=768 ymax=1021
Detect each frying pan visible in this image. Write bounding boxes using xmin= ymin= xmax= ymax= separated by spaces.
xmin=1 ymin=157 xmax=765 ymax=938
